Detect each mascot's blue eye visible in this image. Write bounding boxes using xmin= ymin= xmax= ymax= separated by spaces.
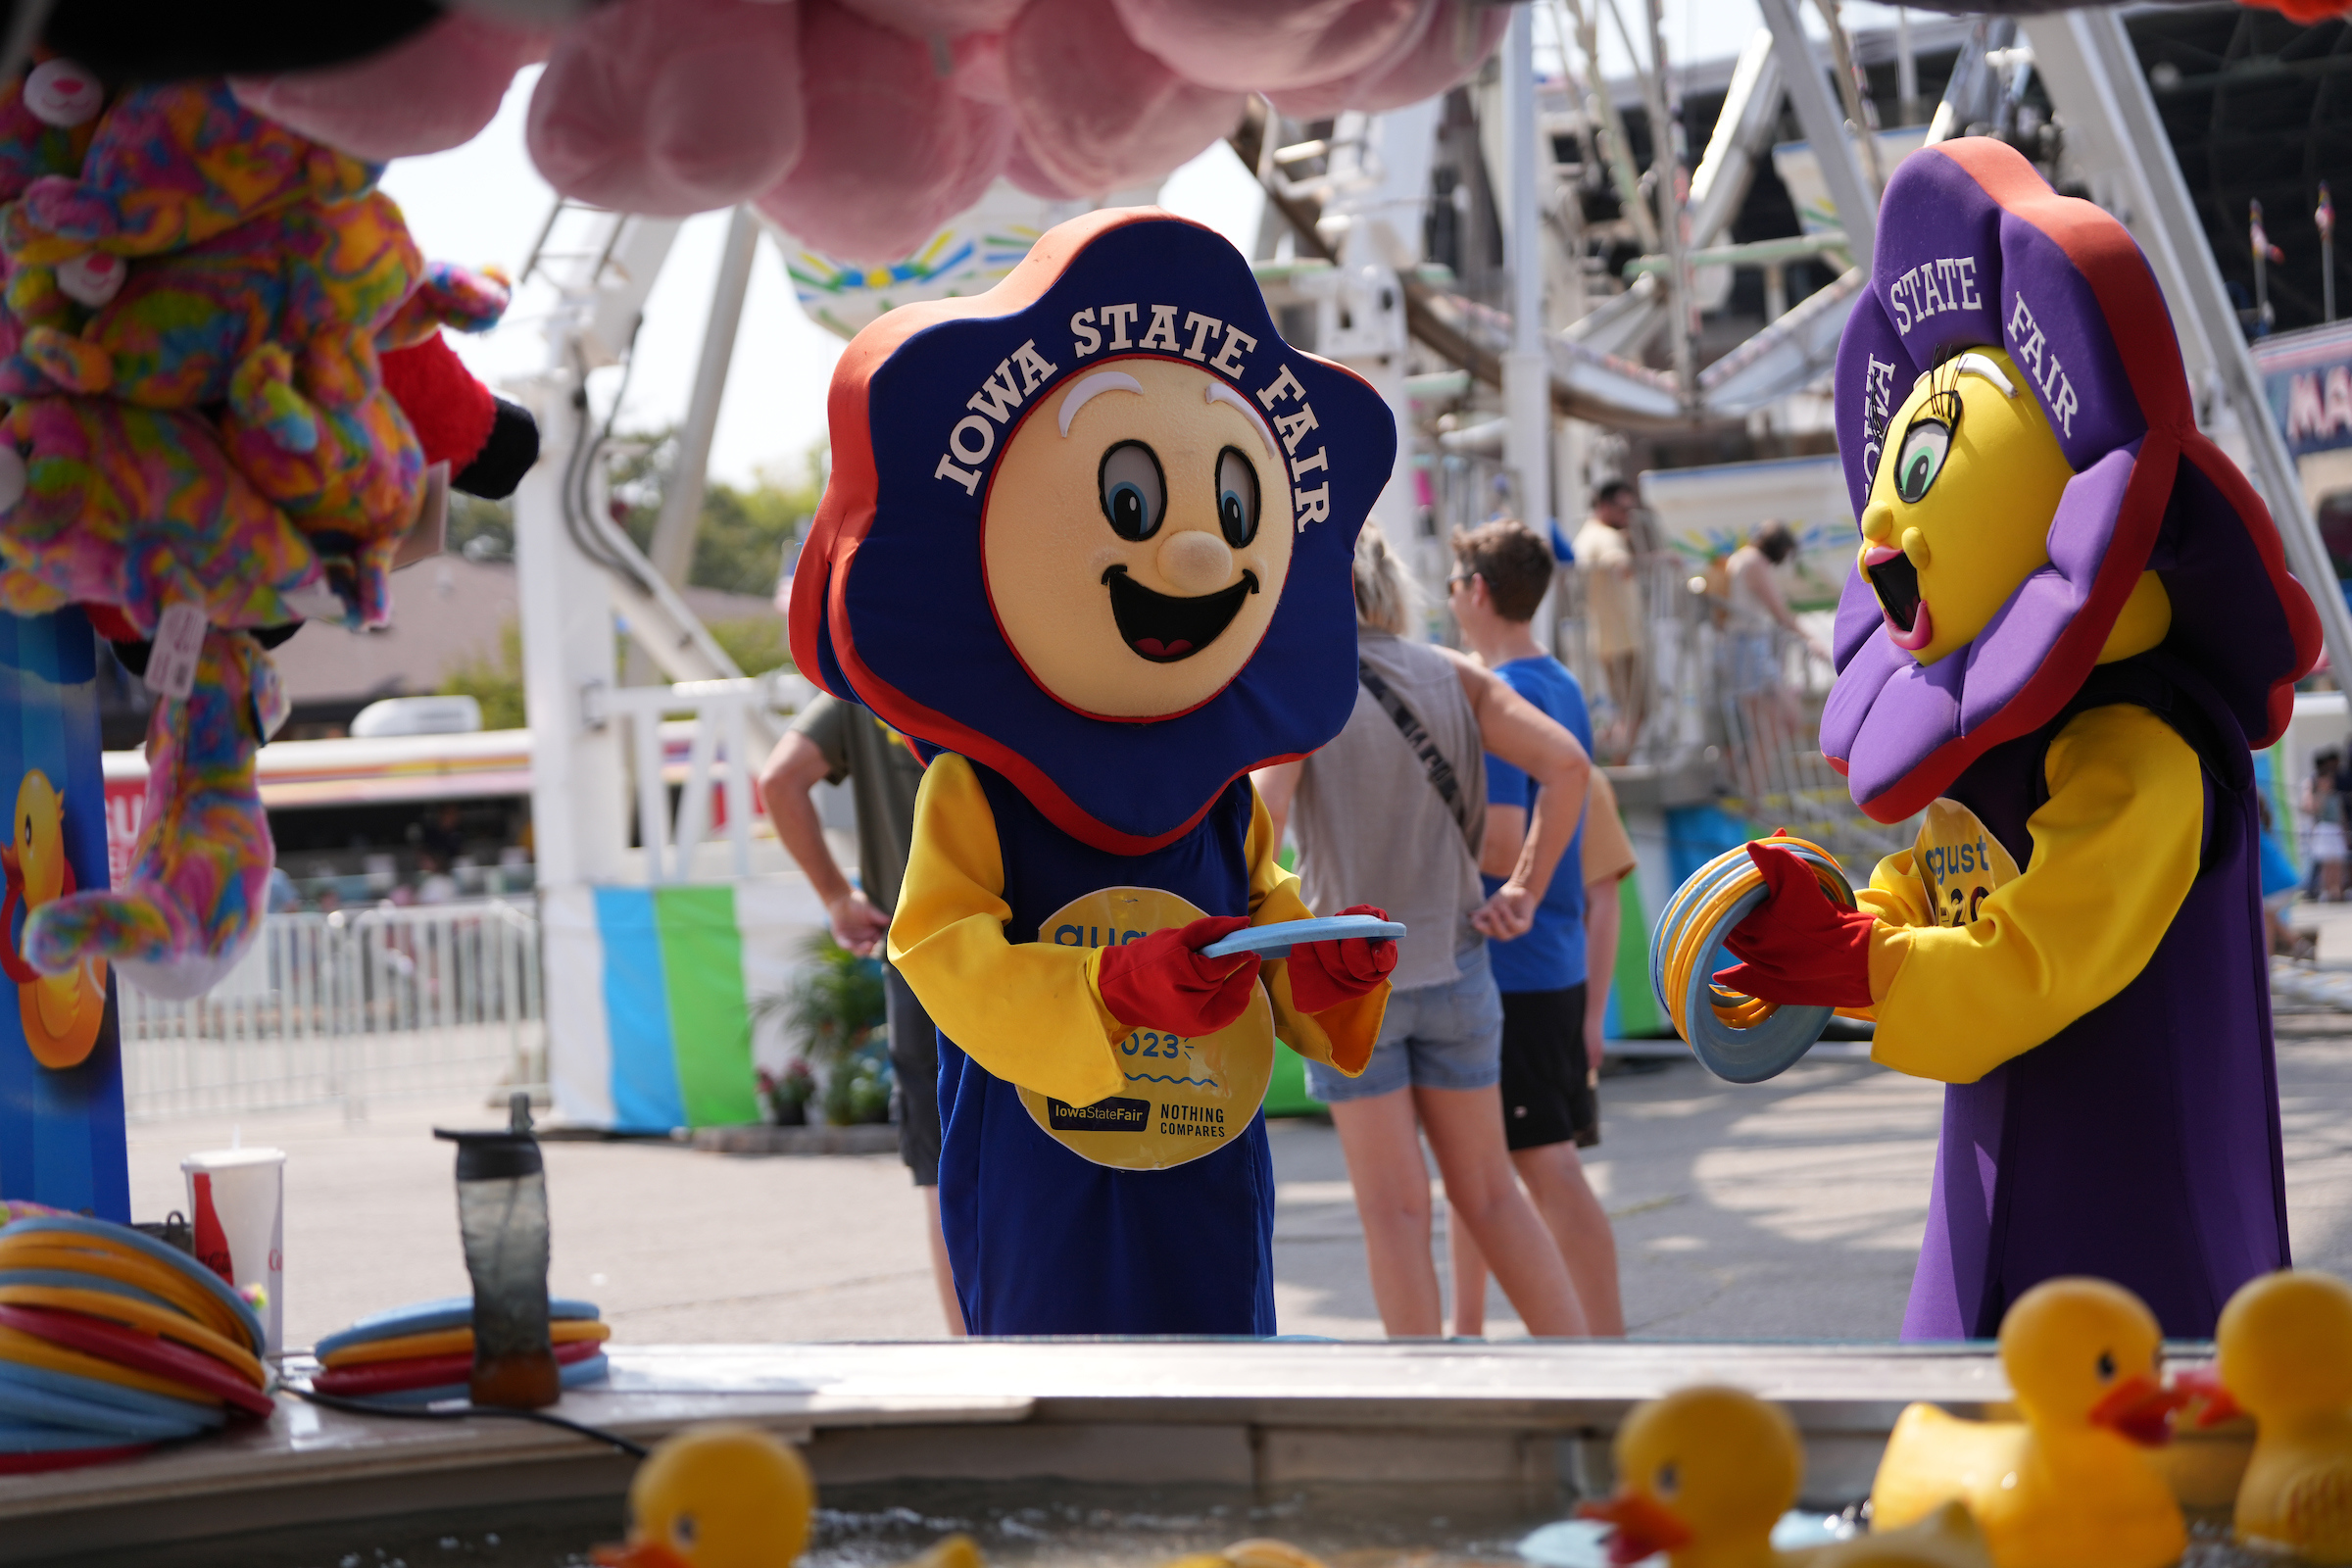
xmin=1216 ymin=446 xmax=1259 ymax=548
xmin=1099 ymin=440 xmax=1165 ymax=541
xmin=1894 ymin=416 xmax=1951 ymax=505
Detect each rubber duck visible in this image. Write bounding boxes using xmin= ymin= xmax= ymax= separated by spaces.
xmin=0 ymin=768 xmax=103 ymax=1068
xmin=1806 ymin=1504 xmax=1993 ymax=1568
xmin=1159 ymin=1543 xmax=1329 ymax=1568
xmin=2187 ymin=1268 xmax=2352 ymax=1563
xmin=592 ymin=1423 xmax=985 ymax=1568
xmin=1583 ymin=1385 xmax=1801 ymax=1567
xmin=1869 ymin=1277 xmax=2186 ymax=1568
xmin=1578 ymin=1386 xmax=1993 ymax=1568
xmin=593 ymin=1423 xmax=814 ymax=1568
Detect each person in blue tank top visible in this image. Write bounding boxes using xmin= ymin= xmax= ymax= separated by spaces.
xmin=785 ymin=211 xmax=1405 ymax=1336
xmin=1441 ymin=519 xmax=1624 ymax=1336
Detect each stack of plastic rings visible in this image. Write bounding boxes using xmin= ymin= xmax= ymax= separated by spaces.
xmin=1649 ymin=835 xmax=1858 ymax=1085
xmin=0 ymin=1211 xmax=271 ymax=1474
xmin=311 ymin=1297 xmax=612 ymax=1404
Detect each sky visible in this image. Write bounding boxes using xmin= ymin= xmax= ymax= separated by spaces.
xmin=379 ymin=0 xmax=1913 ymax=489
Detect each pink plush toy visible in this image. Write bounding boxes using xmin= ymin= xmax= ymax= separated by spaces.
xmin=527 ymin=0 xmax=805 ymax=219
xmin=1269 ymin=0 xmax=1510 ymax=119
xmin=1000 ymin=0 xmax=1245 ymax=198
xmin=4 ymin=79 xmax=378 ymax=268
xmin=229 ymin=13 xmax=552 ymax=163
xmin=755 ymin=0 xmax=1011 ymax=261
xmin=1112 ymin=0 xmax=1432 ymax=92
xmin=837 ymin=0 xmax=1028 ymax=33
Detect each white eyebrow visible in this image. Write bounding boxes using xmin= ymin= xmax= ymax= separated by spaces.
xmin=1057 ymin=370 xmax=1145 ymax=437
xmin=1953 ymin=353 xmax=2017 ymax=397
xmin=1203 ymin=379 xmax=1277 ymax=459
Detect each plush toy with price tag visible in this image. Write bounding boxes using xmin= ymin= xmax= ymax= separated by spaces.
xmin=1717 ymin=138 xmax=2322 ymax=1341
xmin=789 ymin=210 xmax=1401 ymax=1335
xmin=0 ymin=60 xmax=535 ymax=1004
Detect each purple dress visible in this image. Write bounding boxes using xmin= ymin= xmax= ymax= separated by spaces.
xmin=1816 ymin=141 xmax=2322 ymax=1340
xmin=1901 ymin=653 xmax=2289 ymax=1339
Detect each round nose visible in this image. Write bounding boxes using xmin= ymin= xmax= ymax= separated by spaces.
xmin=1860 ymin=503 xmax=1895 ymax=543
xmin=1156 ymin=528 xmax=1233 ymax=595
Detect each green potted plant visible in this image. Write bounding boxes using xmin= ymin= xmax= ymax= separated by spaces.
xmin=758 ymin=933 xmax=891 ymax=1126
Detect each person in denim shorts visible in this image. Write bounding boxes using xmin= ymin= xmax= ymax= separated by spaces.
xmin=1254 ymin=525 xmax=1595 ymax=1338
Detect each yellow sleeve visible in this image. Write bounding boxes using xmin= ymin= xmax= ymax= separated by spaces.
xmin=1866 ymin=705 xmax=2204 ymax=1085
xmin=1247 ymin=787 xmax=1386 ymax=1076
xmin=1857 ymin=848 xmax=1936 ymax=930
xmin=886 ymin=753 xmax=1130 ymax=1106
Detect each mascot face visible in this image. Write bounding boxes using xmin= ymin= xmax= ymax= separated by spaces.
xmin=985 ymin=357 xmax=1295 ymax=719
xmin=1858 ymin=348 xmax=2074 ymax=668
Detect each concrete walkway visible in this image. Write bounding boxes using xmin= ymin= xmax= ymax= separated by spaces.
xmin=125 ymin=1019 xmax=2352 ymax=1349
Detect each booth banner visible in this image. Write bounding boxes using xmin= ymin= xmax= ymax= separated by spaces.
xmin=1638 ymin=455 xmax=1858 ymax=612
xmin=546 ymin=878 xmax=823 ymax=1133
xmin=0 ymin=608 xmax=128 ymax=1219
xmin=2254 ymin=319 xmax=2352 ymax=460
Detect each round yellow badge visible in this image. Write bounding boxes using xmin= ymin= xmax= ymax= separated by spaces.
xmin=1017 ymin=887 xmax=1273 ymax=1171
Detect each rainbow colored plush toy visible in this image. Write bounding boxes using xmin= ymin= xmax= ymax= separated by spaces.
xmin=3 ymin=79 xmax=377 ymax=267
xmin=0 ymin=60 xmax=515 ymax=1002
xmin=26 ymin=625 xmax=283 ymax=1001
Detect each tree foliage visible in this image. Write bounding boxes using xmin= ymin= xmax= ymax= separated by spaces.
xmin=435 ymin=433 xmax=825 ymax=601
xmin=612 ymin=431 xmax=825 ymax=598
xmin=439 ymin=621 xmax=528 ymax=730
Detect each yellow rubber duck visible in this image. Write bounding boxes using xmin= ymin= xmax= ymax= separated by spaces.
xmin=2187 ymin=1268 xmax=2352 ymax=1563
xmin=1159 ymin=1542 xmax=1329 ymax=1568
xmin=1870 ymin=1277 xmax=2187 ymax=1568
xmin=1578 ymin=1385 xmax=1993 ymax=1568
xmin=592 ymin=1423 xmax=983 ymax=1568
xmin=0 ymin=769 xmax=104 ymax=1068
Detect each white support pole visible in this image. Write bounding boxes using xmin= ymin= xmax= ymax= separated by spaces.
xmin=513 ymin=372 xmax=628 ymax=890
xmin=1504 ymin=4 xmax=1552 ymax=551
xmin=2027 ymin=8 xmax=2352 ymax=688
xmin=1757 ymin=0 xmax=1878 ymax=263
xmin=647 ymin=207 xmax=760 ymax=592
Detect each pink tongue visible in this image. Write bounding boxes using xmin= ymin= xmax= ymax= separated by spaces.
xmin=1135 ymin=638 xmax=1192 ymax=658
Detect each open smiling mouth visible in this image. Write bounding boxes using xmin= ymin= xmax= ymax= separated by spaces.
xmin=1864 ymin=546 xmax=1934 ymax=651
xmin=1102 ymin=565 xmax=1259 ymax=662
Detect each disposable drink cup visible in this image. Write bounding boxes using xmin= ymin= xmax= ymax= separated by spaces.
xmin=181 ymin=1147 xmax=284 ymax=1354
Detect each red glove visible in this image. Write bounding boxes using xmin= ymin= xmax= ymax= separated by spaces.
xmin=1097 ymin=915 xmax=1262 ymax=1036
xmin=1714 ymin=843 xmax=1878 ymax=1008
xmin=1289 ymin=905 xmax=1398 ymax=1013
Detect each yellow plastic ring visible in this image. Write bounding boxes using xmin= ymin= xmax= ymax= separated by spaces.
xmin=319 ymin=1317 xmax=612 ymax=1370
xmin=0 ymin=1286 xmax=265 ymax=1390
xmin=0 ymin=1239 xmax=247 ymax=1348
xmin=0 ymin=1323 xmax=219 ymax=1407
xmin=1658 ymin=834 xmax=1856 ymax=1044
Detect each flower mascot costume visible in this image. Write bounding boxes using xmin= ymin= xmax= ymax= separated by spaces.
xmin=789 ymin=210 xmax=1399 ymax=1335
xmin=1720 ymin=138 xmax=2322 ymax=1340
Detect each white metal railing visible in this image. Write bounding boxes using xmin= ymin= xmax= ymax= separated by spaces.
xmin=610 ymin=676 xmax=771 ymax=884
xmin=118 ymin=901 xmax=544 ymax=1122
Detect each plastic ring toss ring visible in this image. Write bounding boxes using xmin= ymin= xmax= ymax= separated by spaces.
xmin=1649 ymin=836 xmax=1857 ymax=1084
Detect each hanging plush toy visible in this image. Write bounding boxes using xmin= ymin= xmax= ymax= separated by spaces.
xmin=0 ymin=398 xmax=324 ymax=631
xmin=27 ymin=625 xmax=285 ymax=1002
xmin=2 ymin=79 xmax=379 ymax=269
xmin=790 ymin=210 xmax=1398 ymax=1334
xmin=0 ymin=69 xmax=520 ymax=1001
xmin=1717 ymin=138 xmax=2322 ymax=1340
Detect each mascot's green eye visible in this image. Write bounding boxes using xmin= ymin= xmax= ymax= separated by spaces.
xmin=1099 ymin=440 xmax=1166 ymax=541
xmin=1893 ymin=417 xmax=1952 ymax=504
xmin=1216 ymin=446 xmax=1259 ymax=548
